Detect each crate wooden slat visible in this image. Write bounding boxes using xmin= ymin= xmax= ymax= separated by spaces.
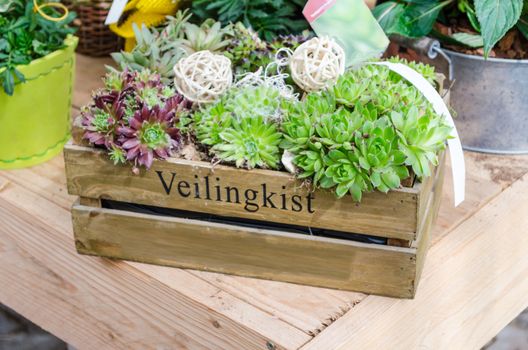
xmin=65 ymin=143 xmax=446 ymax=298
xmin=65 ymin=144 xmax=437 ymax=241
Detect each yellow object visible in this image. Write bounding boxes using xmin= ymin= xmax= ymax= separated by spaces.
xmin=33 ymin=0 xmax=69 ymax=22
xmin=0 ymin=36 xmax=78 ymax=169
xmin=109 ymin=0 xmax=179 ymax=51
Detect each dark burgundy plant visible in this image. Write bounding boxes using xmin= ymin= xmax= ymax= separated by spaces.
xmin=79 ymin=69 xmax=190 ymax=171
xmin=117 ymin=95 xmax=188 ymax=171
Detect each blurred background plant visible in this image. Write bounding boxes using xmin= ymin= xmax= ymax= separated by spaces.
xmin=373 ymin=0 xmax=528 ymax=59
xmin=0 ymin=0 xmax=76 ymax=95
xmin=190 ymin=0 xmax=309 ymax=41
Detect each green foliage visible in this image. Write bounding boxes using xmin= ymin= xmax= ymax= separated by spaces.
xmin=386 ymin=57 xmax=438 ymax=86
xmin=214 ymin=116 xmax=282 ymax=169
xmin=474 ymin=0 xmax=523 ymax=56
xmin=0 ymin=0 xmax=76 ymax=95
xmin=191 ymin=0 xmax=309 ymax=41
xmin=194 ymin=85 xmax=285 ymax=169
xmin=223 ymin=22 xmax=272 ymax=74
xmin=373 ymin=0 xmax=525 ymax=57
xmin=281 ymin=64 xmax=451 ymax=201
xmin=111 ymin=10 xmax=232 ymax=82
xmin=80 ymin=70 xmax=190 ymax=170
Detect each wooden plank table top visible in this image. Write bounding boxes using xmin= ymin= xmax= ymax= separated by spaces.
xmin=1 ymin=54 xmax=528 ymax=350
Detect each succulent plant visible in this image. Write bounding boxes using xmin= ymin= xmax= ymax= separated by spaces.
xmin=281 ymin=63 xmax=451 ymax=201
xmin=269 ymin=31 xmax=312 ymax=52
xmin=224 ymin=22 xmax=272 ymax=74
xmin=80 ymin=69 xmax=190 ymax=171
xmin=111 ymin=20 xmax=187 ymax=84
xmin=194 ymin=85 xmax=287 ymax=169
xmin=321 ymin=149 xmax=370 ymax=201
xmin=213 ymin=115 xmax=282 ymax=169
xmin=391 ymin=106 xmax=452 ymax=178
xmin=354 ymin=118 xmax=409 ymax=193
xmin=193 ymin=101 xmax=231 ymax=146
xmin=80 ymin=90 xmax=125 ymax=147
xmin=117 ymin=97 xmax=185 ymax=169
xmin=387 ymin=57 xmax=438 ymax=87
xmin=111 ymin=10 xmax=234 ymax=82
xmin=180 ymin=19 xmax=233 ymax=54
xmin=226 ymin=85 xmax=282 ymax=120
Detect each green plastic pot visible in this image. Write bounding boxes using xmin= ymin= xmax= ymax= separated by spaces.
xmin=0 ymin=35 xmax=78 ymax=169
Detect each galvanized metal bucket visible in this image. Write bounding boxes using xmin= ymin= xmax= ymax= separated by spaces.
xmin=390 ymin=35 xmax=528 ymax=154
xmin=444 ymin=50 xmax=528 ymax=154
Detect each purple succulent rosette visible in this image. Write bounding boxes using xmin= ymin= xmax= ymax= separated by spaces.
xmin=80 ymin=69 xmax=191 ymax=171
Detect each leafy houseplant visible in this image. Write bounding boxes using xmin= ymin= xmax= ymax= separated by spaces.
xmin=191 ymin=0 xmax=309 ymax=41
xmin=0 ymin=0 xmax=76 ymax=95
xmin=0 ymin=0 xmax=78 ymax=169
xmin=375 ymin=0 xmax=528 ymax=154
xmin=373 ymin=0 xmax=528 ymax=58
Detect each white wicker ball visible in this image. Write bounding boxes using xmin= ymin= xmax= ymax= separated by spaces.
xmin=173 ymin=50 xmax=233 ymax=103
xmin=290 ymin=37 xmax=345 ymax=92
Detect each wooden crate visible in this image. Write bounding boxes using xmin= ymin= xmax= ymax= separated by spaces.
xmin=65 ymin=143 xmax=446 ymax=298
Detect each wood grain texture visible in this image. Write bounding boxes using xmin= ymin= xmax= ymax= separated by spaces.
xmin=1 ymin=148 xmax=527 ymax=348
xmin=301 ymin=173 xmax=528 ymax=350
xmin=0 ymin=155 xmax=366 ymax=339
xmin=72 ymin=202 xmax=419 ymax=298
xmin=1 ymin=51 xmax=527 ymax=349
xmin=69 ymin=156 xmax=445 ymax=298
xmin=0 ymin=175 xmax=310 ymax=350
xmin=65 ymin=144 xmax=426 ymax=240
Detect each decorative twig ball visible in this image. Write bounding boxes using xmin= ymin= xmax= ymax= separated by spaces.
xmin=173 ymin=50 xmax=233 ymax=103
xmin=290 ymin=36 xmax=345 ymax=92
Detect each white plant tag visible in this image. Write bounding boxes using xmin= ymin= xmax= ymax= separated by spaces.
xmin=370 ymin=61 xmax=466 ymax=207
xmin=105 ymin=0 xmax=128 ymax=25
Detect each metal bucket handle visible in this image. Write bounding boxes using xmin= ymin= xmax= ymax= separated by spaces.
xmin=390 ymin=35 xmax=453 ymax=81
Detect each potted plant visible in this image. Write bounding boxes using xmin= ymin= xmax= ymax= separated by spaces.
xmin=63 ymin=10 xmax=453 ymax=297
xmin=373 ymin=0 xmax=528 ymax=154
xmin=0 ymin=0 xmax=78 ymax=169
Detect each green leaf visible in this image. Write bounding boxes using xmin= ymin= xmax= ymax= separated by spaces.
xmin=474 ymin=0 xmax=523 ymax=57
xmin=518 ymin=15 xmax=528 ymax=40
xmin=373 ymin=1 xmax=406 ymax=34
xmin=399 ymin=0 xmax=451 ymax=38
xmin=381 ymin=171 xmax=400 ymax=190
xmin=335 ymin=182 xmax=349 ymax=198
xmin=2 ymin=69 xmax=15 ymax=95
xmin=0 ymin=0 xmax=18 ymax=13
xmin=450 ymin=32 xmax=484 ymax=47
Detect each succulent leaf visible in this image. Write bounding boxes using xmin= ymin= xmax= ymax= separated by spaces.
xmin=281 ymin=63 xmax=451 ymax=201
xmin=194 ymin=85 xmax=287 ymax=169
xmin=80 ymin=70 xmax=190 ymax=171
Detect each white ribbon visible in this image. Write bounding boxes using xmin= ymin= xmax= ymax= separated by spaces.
xmin=370 ymin=62 xmax=465 ymax=206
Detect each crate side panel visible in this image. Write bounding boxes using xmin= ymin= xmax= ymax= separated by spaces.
xmin=414 ymin=152 xmax=447 ymax=290
xmin=65 ymin=144 xmax=419 ymax=240
xmin=417 ymin=151 xmax=446 ymax=231
xmin=72 ymin=205 xmax=418 ymax=298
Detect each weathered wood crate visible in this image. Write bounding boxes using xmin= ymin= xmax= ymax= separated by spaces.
xmin=65 ymin=143 xmax=445 ymax=298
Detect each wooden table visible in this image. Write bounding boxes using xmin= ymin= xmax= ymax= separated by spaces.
xmin=1 ymin=55 xmax=528 ymax=350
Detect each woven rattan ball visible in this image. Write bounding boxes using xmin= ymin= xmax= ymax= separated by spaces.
xmin=173 ymin=50 xmax=233 ymax=103
xmin=290 ymin=37 xmax=345 ymax=92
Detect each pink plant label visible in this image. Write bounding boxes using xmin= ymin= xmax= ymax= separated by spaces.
xmin=303 ymin=0 xmax=337 ymax=23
